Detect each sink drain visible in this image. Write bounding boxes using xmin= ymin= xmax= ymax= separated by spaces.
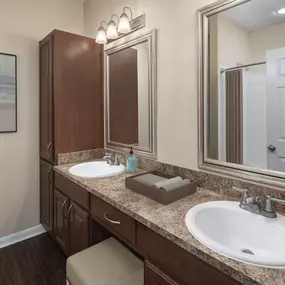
xmin=241 ymin=249 xmax=255 ymax=255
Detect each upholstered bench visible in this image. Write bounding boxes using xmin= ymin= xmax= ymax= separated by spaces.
xmin=66 ymin=238 xmax=144 ymax=285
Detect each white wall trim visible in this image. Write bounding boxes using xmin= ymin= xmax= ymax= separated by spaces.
xmin=0 ymin=225 xmax=46 ymax=249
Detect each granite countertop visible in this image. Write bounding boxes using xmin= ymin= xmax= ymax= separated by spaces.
xmin=54 ymin=162 xmax=285 ymax=285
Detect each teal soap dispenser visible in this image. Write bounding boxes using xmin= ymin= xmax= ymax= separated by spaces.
xmin=127 ymin=147 xmax=137 ymax=173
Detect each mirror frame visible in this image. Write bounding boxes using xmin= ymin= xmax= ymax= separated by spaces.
xmin=104 ymin=29 xmax=157 ymax=159
xmin=198 ymin=0 xmax=285 ymax=189
xmin=0 ymin=52 xmax=17 ymax=133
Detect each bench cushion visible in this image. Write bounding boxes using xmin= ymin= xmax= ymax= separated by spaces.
xmin=67 ymin=238 xmax=144 ymax=285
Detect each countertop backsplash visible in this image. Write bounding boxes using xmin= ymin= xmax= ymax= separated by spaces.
xmin=57 ymin=148 xmax=285 ymax=213
xmin=56 ymin=148 xmax=105 ymax=165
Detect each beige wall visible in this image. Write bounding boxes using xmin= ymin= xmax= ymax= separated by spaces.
xmin=0 ymin=0 xmax=83 ymax=238
xmin=250 ymin=22 xmax=285 ymax=62
xmin=218 ymin=15 xmax=251 ymax=68
xmin=84 ymin=0 xmax=215 ymax=169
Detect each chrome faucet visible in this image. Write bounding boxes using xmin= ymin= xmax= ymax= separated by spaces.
xmin=103 ymin=153 xmax=121 ymax=166
xmin=233 ymin=187 xmax=261 ymax=214
xmin=233 ymin=187 xmax=285 ymax=218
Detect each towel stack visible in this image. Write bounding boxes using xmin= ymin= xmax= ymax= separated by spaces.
xmin=133 ymin=173 xmax=190 ymax=192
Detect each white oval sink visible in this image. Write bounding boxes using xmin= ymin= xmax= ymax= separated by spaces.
xmin=185 ymin=201 xmax=285 ymax=268
xmin=68 ymin=161 xmax=125 ymax=178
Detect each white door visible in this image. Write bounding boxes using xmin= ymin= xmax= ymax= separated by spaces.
xmin=266 ymin=47 xmax=285 ymax=172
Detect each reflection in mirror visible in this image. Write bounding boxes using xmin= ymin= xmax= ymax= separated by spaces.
xmin=109 ymin=41 xmax=149 ymax=149
xmin=206 ymin=0 xmax=285 ymax=174
xmin=0 ymin=53 xmax=17 ymax=133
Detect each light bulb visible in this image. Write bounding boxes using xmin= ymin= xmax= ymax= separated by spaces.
xmin=107 ymin=20 xmax=118 ymax=39
xmin=118 ymin=13 xmax=131 ymax=34
xmin=277 ymin=8 xmax=285 ymax=14
xmin=95 ymin=27 xmax=107 ymax=44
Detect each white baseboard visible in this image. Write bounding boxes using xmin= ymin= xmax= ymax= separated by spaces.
xmin=0 ymin=225 xmax=46 ymax=249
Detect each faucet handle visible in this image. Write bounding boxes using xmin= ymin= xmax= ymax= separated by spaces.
xmin=261 ymin=195 xmax=285 ymax=218
xmin=114 ymin=155 xmax=121 ymax=166
xmin=232 ymin=187 xmax=250 ymax=204
xmin=264 ymin=195 xmax=285 ymax=211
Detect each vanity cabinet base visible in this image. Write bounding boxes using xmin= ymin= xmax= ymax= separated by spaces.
xmin=137 ymin=224 xmax=241 ymax=285
xmin=48 ymin=173 xmax=242 ymax=285
xmin=40 ymin=160 xmax=54 ymax=233
xmin=145 ymin=261 xmax=179 ymax=285
xmin=53 ymin=174 xmax=90 ymax=256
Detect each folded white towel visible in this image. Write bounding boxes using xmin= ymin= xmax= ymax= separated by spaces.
xmin=153 ymin=176 xmax=182 ymax=189
xmin=134 ymin=174 xmax=167 ymax=187
xmin=160 ymin=179 xmax=191 ymax=192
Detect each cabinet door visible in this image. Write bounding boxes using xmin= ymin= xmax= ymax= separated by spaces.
xmin=54 ymin=189 xmax=69 ymax=255
xmin=68 ymin=201 xmax=90 ymax=256
xmin=40 ymin=160 xmax=53 ymax=232
xmin=40 ymin=35 xmax=54 ymax=163
xmin=145 ymin=262 xmax=179 ymax=285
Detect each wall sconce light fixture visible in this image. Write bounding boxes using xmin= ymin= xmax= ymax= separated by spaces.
xmin=118 ymin=7 xmax=132 ymax=34
xmin=95 ymin=21 xmax=108 ymax=44
xmin=107 ymin=15 xmax=119 ymax=39
xmin=95 ymin=7 xmax=145 ymax=45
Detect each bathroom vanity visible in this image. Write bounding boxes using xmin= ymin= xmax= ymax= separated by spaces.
xmin=52 ymin=164 xmax=241 ymax=285
xmin=40 ymin=161 xmax=283 ymax=285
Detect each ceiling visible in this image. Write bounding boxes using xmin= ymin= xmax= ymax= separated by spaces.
xmin=221 ymin=0 xmax=285 ymax=31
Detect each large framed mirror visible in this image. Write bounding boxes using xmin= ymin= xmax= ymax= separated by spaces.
xmin=105 ymin=29 xmax=157 ymax=158
xmin=199 ymin=0 xmax=285 ymax=187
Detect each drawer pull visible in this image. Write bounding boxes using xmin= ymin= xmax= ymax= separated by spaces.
xmin=48 ymin=167 xmax=52 ymax=184
xmin=47 ymin=142 xmax=52 ymax=152
xmin=67 ymin=204 xmax=73 ymax=217
xmin=61 ymin=199 xmax=67 ymax=218
xmin=104 ymin=213 xmax=121 ymax=225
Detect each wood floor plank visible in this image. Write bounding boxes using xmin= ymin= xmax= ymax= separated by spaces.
xmin=0 ymin=233 xmax=66 ymax=285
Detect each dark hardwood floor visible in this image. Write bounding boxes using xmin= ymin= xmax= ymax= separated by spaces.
xmin=0 ymin=233 xmax=66 ymax=285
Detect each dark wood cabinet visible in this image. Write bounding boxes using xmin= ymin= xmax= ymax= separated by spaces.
xmin=51 ymin=172 xmax=243 ymax=284
xmin=40 ymin=160 xmax=54 ymax=233
xmin=145 ymin=262 xmax=179 ymax=285
xmin=53 ymin=189 xmax=69 ymax=255
xmin=39 ymin=29 xmax=103 ymax=164
xmin=69 ymin=201 xmax=89 ymax=256
xmin=40 ymin=37 xmax=54 ymax=163
xmin=39 ymin=29 xmax=103 ymax=247
xmin=137 ymin=224 xmax=241 ymax=285
xmin=53 ymin=176 xmax=90 ymax=256
xmin=90 ymin=195 xmax=136 ymax=246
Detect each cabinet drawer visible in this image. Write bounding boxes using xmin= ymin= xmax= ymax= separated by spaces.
xmin=90 ymin=196 xmax=135 ymax=245
xmin=137 ymin=224 xmax=241 ymax=285
xmin=145 ymin=261 xmax=179 ymax=285
xmin=55 ymin=173 xmax=89 ymax=210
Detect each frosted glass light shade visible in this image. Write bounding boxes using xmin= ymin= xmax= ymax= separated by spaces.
xmin=118 ymin=13 xmax=131 ymax=33
xmin=96 ymin=27 xmax=107 ymax=44
xmin=107 ymin=20 xmax=118 ymax=39
xmin=277 ymin=8 xmax=285 ymax=14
